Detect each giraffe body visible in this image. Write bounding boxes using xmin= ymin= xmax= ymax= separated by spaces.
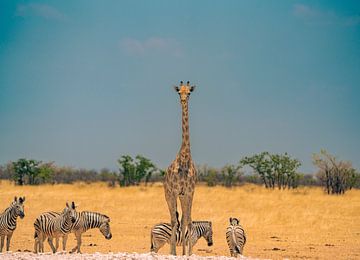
xmin=164 ymin=81 xmax=196 ymax=256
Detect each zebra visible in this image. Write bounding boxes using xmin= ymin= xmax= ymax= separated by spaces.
xmin=150 ymin=212 xmax=213 ymax=253
xmin=0 ymin=196 xmax=25 ymax=252
xmin=33 ymin=202 xmax=77 ymax=253
xmin=48 ymin=211 xmax=112 ymax=253
xmin=226 ymin=217 xmax=246 ymax=257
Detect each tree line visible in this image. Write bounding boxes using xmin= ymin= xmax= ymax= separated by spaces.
xmin=0 ymin=150 xmax=359 ymax=194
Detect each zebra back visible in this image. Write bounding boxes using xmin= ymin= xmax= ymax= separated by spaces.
xmin=72 ymin=211 xmax=111 ymax=238
xmin=226 ymin=221 xmax=246 ymax=256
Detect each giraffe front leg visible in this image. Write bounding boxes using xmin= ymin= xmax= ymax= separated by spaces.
xmin=187 ymin=196 xmax=194 ymax=256
xmin=165 ymin=192 xmax=178 ymax=255
xmin=0 ymin=235 xmax=4 ymax=252
xmin=179 ymin=198 xmax=187 ymax=255
xmin=6 ymin=233 xmax=13 ymax=251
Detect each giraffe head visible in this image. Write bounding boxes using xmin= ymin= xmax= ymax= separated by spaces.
xmin=174 ymin=81 xmax=195 ymax=103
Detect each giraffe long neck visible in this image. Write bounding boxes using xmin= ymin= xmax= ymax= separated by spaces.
xmin=179 ymin=100 xmax=191 ymax=162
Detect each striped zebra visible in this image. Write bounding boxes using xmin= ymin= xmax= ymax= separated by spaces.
xmin=33 ymin=202 xmax=77 ymax=253
xmin=0 ymin=196 xmax=25 ymax=252
xmin=150 ymin=213 xmax=213 ymax=253
xmin=226 ymin=217 xmax=246 ymax=257
xmin=51 ymin=211 xmax=112 ymax=253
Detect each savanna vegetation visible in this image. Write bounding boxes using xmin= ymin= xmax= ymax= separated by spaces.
xmin=0 ymin=181 xmax=359 ymax=259
xmin=0 ymin=150 xmax=359 ymax=194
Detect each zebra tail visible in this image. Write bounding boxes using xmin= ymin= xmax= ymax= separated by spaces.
xmin=150 ymin=230 xmax=154 ymax=251
xmin=235 ymin=245 xmax=241 ymax=254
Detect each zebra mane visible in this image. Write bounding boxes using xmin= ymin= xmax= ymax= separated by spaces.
xmin=1 ymin=202 xmax=16 ymax=215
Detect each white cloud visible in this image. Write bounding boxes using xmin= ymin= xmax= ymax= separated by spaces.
xmin=293 ymin=4 xmax=360 ymax=26
xmin=16 ymin=3 xmax=67 ymax=21
xmin=119 ymin=37 xmax=183 ymax=57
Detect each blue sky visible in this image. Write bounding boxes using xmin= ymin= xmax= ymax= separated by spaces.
xmin=0 ymin=0 xmax=359 ymax=173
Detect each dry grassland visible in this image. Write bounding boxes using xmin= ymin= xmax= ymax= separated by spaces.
xmin=0 ymin=181 xmax=359 ymax=259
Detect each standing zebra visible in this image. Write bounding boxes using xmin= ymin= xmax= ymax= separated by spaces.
xmin=50 ymin=211 xmax=112 ymax=253
xmin=0 ymin=196 xmax=25 ymax=252
xmin=226 ymin=217 xmax=246 ymax=257
xmin=151 ymin=213 xmax=213 ymax=253
xmin=34 ymin=202 xmax=77 ymax=253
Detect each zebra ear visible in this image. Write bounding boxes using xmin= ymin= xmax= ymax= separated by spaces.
xmin=66 ymin=202 xmax=69 ymax=208
xmin=22 ymin=196 xmax=26 ymax=202
xmin=19 ymin=197 xmax=24 ymax=203
xmin=71 ymin=201 xmax=76 ymax=209
xmin=229 ymin=218 xmax=233 ymax=224
xmin=14 ymin=196 xmax=18 ymax=202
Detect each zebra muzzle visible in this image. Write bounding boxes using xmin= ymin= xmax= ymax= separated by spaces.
xmin=106 ymin=233 xmax=112 ymax=240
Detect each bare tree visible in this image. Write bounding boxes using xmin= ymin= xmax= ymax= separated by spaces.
xmin=313 ymin=150 xmax=357 ymax=194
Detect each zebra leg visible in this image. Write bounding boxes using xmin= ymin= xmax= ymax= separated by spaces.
xmin=0 ymin=235 xmax=4 ymax=252
xmin=6 ymin=233 xmax=13 ymax=251
xmin=75 ymin=232 xmax=82 ymax=253
xmin=55 ymin=237 xmax=60 ymax=252
xmin=41 ymin=236 xmax=46 ymax=253
xmin=70 ymin=232 xmax=79 ymax=253
xmin=62 ymin=235 xmax=68 ymax=251
xmin=47 ymin=237 xmax=56 ymax=253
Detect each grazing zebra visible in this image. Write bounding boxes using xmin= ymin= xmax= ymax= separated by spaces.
xmin=226 ymin=217 xmax=246 ymax=257
xmin=150 ymin=213 xmax=213 ymax=253
xmin=0 ymin=196 xmax=25 ymax=252
xmin=34 ymin=202 xmax=77 ymax=253
xmin=51 ymin=211 xmax=112 ymax=253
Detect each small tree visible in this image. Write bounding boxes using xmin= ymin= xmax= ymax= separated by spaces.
xmin=222 ymin=164 xmax=242 ymax=187
xmin=37 ymin=162 xmax=55 ymax=184
xmin=240 ymin=152 xmax=301 ymax=189
xmin=117 ymin=155 xmax=157 ymax=186
xmin=12 ymin=158 xmax=41 ymax=185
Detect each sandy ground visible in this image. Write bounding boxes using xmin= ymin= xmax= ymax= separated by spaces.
xmin=0 ymin=181 xmax=359 ymax=259
xmin=0 ymin=252 xmax=254 ymax=260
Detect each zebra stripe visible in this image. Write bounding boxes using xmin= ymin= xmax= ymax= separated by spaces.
xmin=33 ymin=202 xmax=76 ymax=253
xmin=226 ymin=217 xmax=246 ymax=257
xmin=37 ymin=210 xmax=112 ymax=253
xmin=150 ymin=221 xmax=213 ymax=253
xmin=0 ymin=197 xmax=25 ymax=252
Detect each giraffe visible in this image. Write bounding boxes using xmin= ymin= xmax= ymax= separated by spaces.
xmin=164 ymin=81 xmax=197 ymax=256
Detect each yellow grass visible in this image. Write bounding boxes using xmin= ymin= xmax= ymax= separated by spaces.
xmin=0 ymin=180 xmax=359 ymax=259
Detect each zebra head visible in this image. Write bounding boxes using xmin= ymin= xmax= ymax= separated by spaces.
xmin=13 ymin=196 xmax=25 ymax=219
xmin=204 ymin=222 xmax=213 ymax=246
xmin=64 ymin=201 xmax=77 ymax=223
xmin=100 ymin=215 xmax=112 ymax=240
xmin=229 ymin=217 xmax=240 ymax=226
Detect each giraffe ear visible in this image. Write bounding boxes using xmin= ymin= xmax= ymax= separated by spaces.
xmin=190 ymin=86 xmax=195 ymax=92
xmin=174 ymin=86 xmax=180 ymax=92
